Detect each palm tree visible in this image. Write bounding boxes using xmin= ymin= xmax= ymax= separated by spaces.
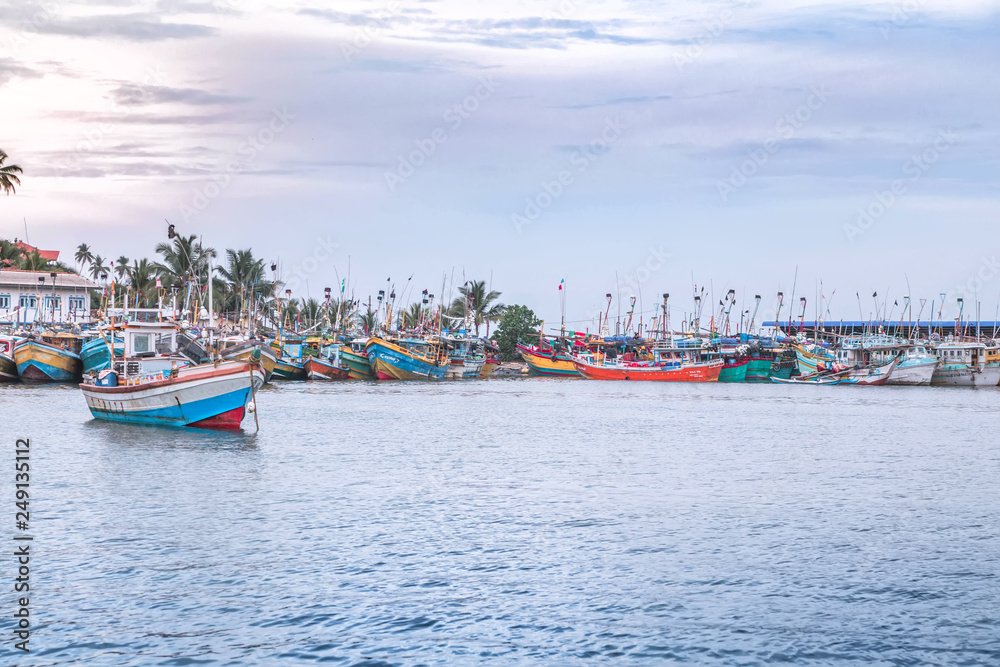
xmin=18 ymin=249 xmax=49 ymax=271
xmin=281 ymin=297 xmax=301 ymax=331
xmin=114 ymin=255 xmax=130 ymax=280
xmin=0 ymin=150 xmax=23 ymax=195
xmin=358 ymin=307 xmax=377 ymax=334
xmin=74 ymin=243 xmax=93 ymax=273
xmin=153 ymin=234 xmax=216 ymax=289
xmin=125 ymin=259 xmax=157 ymax=307
xmin=300 ymin=298 xmax=323 ymax=329
xmin=449 ymin=280 xmax=505 ymax=336
xmin=88 ymin=255 xmax=109 ymax=282
xmin=0 ymin=239 xmax=24 ymax=267
xmin=215 ymin=248 xmax=271 ymax=323
xmin=404 ymin=302 xmax=423 ymax=329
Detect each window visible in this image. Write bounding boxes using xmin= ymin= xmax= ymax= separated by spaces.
xmin=44 ymin=296 xmax=60 ymax=310
xmin=133 ymin=333 xmax=152 ymax=354
xmin=19 ymin=295 xmax=37 ymax=309
xmin=0 ymin=295 xmax=9 ymax=309
xmin=68 ymin=296 xmax=86 ymax=311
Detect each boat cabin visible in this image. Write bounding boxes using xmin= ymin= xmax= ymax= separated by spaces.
xmin=112 ymin=322 xmax=184 ymax=378
xmin=934 ymin=342 xmax=987 ymax=368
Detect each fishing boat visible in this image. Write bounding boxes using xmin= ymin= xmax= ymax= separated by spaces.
xmin=745 ymin=354 xmax=773 ymax=382
xmin=221 ymin=338 xmax=277 ymax=383
xmin=443 ymin=335 xmax=486 ymax=379
xmin=839 ymin=356 xmax=900 ymax=386
xmin=81 ymin=335 xmax=124 ymax=375
xmin=885 ymin=344 xmax=939 ymax=385
xmin=341 ymin=338 xmax=375 ymax=380
xmin=931 ymin=341 xmax=1000 ymax=386
xmin=793 ymin=343 xmax=836 ymax=375
xmin=768 ymin=348 xmax=798 ymax=381
xmin=480 ymin=340 xmax=501 ymax=377
xmin=304 ymin=356 xmax=351 ymax=380
xmin=571 ymin=346 xmax=723 ymax=381
xmin=707 ymin=344 xmax=749 ymax=382
xmin=0 ymin=336 xmax=19 ymax=382
xmin=13 ymin=331 xmax=84 ymax=382
xmin=302 ymin=338 xmax=350 ymax=381
xmin=79 ymin=321 xmax=264 ymax=428
xmin=366 ymin=336 xmax=449 ymax=380
xmin=269 ymin=340 xmax=308 ymax=381
xmin=771 ymin=371 xmax=845 ymax=385
xmin=516 ymin=342 xmax=579 ymax=377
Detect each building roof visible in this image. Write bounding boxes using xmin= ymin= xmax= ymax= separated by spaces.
xmin=12 ymin=240 xmax=59 ymax=261
xmin=0 ymin=269 xmax=99 ymax=290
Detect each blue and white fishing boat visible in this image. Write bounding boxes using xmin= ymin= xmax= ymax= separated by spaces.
xmin=81 ymin=335 xmax=124 ymax=375
xmin=442 ymin=334 xmax=486 ymax=379
xmin=79 ymin=321 xmax=264 ymax=428
xmin=886 ymin=344 xmax=939 ymax=385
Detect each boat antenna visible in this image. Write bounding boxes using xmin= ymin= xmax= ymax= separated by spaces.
xmin=787 ymin=265 xmax=798 ymax=333
xmin=748 ymin=294 xmax=761 ymax=335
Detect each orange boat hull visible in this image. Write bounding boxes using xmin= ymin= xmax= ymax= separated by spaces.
xmin=573 ymin=359 xmax=722 ymax=382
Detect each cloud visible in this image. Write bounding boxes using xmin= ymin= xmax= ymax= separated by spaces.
xmin=557 ymin=94 xmax=673 ymax=110
xmin=109 ymin=83 xmax=251 ymax=107
xmin=31 ymin=13 xmax=216 ymax=41
xmin=0 ymin=57 xmax=41 ymax=86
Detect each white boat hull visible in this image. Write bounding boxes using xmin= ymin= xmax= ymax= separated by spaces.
xmin=931 ymin=365 xmax=1000 ymax=387
xmin=886 ymin=359 xmax=939 ymax=385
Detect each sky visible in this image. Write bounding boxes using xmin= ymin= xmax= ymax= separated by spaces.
xmin=1 ymin=0 xmax=999 ymax=330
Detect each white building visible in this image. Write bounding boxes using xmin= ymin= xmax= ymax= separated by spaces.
xmin=0 ymin=270 xmax=101 ymax=326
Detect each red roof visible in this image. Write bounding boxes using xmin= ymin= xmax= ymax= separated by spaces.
xmin=13 ymin=240 xmax=59 ymax=261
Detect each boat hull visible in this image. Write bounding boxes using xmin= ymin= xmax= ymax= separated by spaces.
xmin=0 ymin=354 xmax=17 ymax=382
xmin=341 ymin=348 xmax=376 ymax=380
xmin=271 ymin=357 xmax=308 ymax=381
xmin=223 ymin=344 xmax=276 ymax=383
xmin=517 ymin=344 xmax=579 ymax=377
xmin=718 ymin=360 xmax=749 ymax=383
xmin=771 ymin=374 xmax=843 ymax=385
xmin=480 ymin=360 xmax=499 ymax=377
xmin=445 ymin=357 xmax=486 ymax=379
xmin=745 ymin=358 xmax=772 ymax=382
xmin=13 ymin=340 xmax=82 ymax=382
xmin=80 ymin=361 xmax=262 ymax=428
xmin=573 ymin=358 xmax=723 ymax=381
xmin=840 ymin=357 xmax=899 ymax=386
xmin=931 ymin=365 xmax=1000 ymax=387
xmin=886 ymin=359 xmax=938 ymax=386
xmin=305 ymin=357 xmax=350 ymax=380
xmin=366 ymin=338 xmax=448 ymax=381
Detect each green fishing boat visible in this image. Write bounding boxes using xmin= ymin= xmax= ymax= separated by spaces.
xmin=745 ymin=357 xmax=773 ymax=382
xmin=341 ymin=338 xmax=375 ymax=380
xmin=718 ymin=358 xmax=749 ymax=382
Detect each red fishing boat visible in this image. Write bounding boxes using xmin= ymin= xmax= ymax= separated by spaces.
xmin=572 ymin=346 xmax=723 ymax=381
xmin=304 ymin=357 xmax=351 ymax=380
